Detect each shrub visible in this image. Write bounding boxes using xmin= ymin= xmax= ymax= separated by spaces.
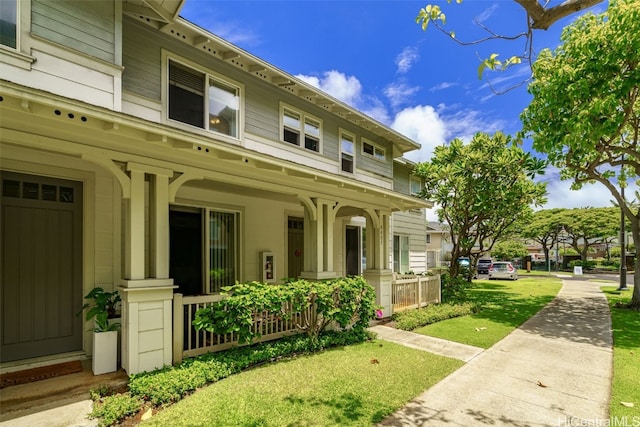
xmin=193 ymin=277 xmax=378 ymax=343
xmin=569 ymin=260 xmax=596 ymax=270
xmin=440 ymin=273 xmax=473 ymax=303
xmin=392 ymin=302 xmax=479 ymax=331
xmin=89 ymin=392 xmax=142 ymax=427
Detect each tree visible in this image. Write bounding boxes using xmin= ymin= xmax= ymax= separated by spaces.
xmin=521 ymin=208 xmax=568 ymax=270
xmin=414 ymin=131 xmax=546 ymax=279
xmin=521 ymin=0 xmax=640 ymax=308
xmin=492 ymin=240 xmax=529 ymax=261
xmin=416 ymin=0 xmax=605 ymax=88
xmin=559 ymin=208 xmax=620 ymax=262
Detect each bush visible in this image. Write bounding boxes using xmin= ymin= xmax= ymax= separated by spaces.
xmin=89 ymin=392 xmax=142 ymax=427
xmin=569 ymin=260 xmax=596 ymax=270
xmin=440 ymin=273 xmax=473 ymax=303
xmin=392 ymin=302 xmax=479 ymax=331
xmin=193 ymin=277 xmax=378 ymax=343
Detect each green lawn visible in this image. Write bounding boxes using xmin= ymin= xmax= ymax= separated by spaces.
xmin=414 ymin=277 xmax=562 ymax=348
xmin=602 ymin=287 xmax=640 ymax=419
xmin=143 ymin=340 xmax=462 ymax=426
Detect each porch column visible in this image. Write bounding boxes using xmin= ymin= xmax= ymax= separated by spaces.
xmin=300 ymin=197 xmax=337 ymax=280
xmin=363 ymin=209 xmax=393 ymax=317
xmin=120 ymin=163 xmax=175 ymax=375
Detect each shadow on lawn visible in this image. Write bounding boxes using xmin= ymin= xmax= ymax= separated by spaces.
xmin=602 ymin=289 xmax=640 ymax=350
xmin=284 ymin=392 xmax=367 ymax=426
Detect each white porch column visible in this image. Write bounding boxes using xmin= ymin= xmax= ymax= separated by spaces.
xmin=300 ymin=197 xmax=337 ymax=280
xmin=120 ymin=163 xmax=175 ymax=375
xmin=363 ymin=209 xmax=393 ymax=316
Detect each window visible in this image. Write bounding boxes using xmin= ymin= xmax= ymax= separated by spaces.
xmin=393 ymin=235 xmax=410 ymax=274
xmin=168 ymin=59 xmax=240 ymax=138
xmin=340 ymin=130 xmax=355 ymax=173
xmin=410 ymin=176 xmax=422 ymax=196
xmin=0 ymin=0 xmax=17 ymax=49
xmin=362 ymin=140 xmax=385 ymax=161
xmin=426 ymin=234 xmax=431 ymax=244
xmin=209 ymin=210 xmax=238 ymax=293
xmin=282 ymin=106 xmax=321 ymax=152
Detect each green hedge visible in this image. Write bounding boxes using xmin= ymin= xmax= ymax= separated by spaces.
xmin=392 ymin=302 xmax=479 ymax=331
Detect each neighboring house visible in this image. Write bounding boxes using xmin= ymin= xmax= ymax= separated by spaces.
xmin=426 ymin=221 xmax=452 ymax=268
xmin=0 ymin=1 xmax=431 ymax=375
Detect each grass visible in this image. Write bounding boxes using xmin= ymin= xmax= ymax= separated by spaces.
xmin=142 ymin=340 xmax=463 ymax=426
xmin=601 ymin=287 xmax=640 ymax=419
xmin=414 ymin=277 xmax=562 ymax=348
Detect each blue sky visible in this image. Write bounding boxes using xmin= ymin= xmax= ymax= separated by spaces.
xmin=180 ymin=0 xmax=619 ymax=214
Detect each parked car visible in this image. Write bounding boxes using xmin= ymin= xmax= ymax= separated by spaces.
xmin=488 ymin=261 xmax=518 ymax=280
xmin=477 ymin=259 xmax=492 ymax=275
xmin=457 ymin=257 xmax=470 ymax=267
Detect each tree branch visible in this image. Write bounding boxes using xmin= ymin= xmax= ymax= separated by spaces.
xmin=514 ymin=0 xmax=605 ymax=30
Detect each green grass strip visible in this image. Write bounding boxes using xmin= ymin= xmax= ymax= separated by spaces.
xmin=143 ymin=340 xmax=463 ymax=426
xmin=414 ymin=277 xmax=562 ymax=348
xmin=602 ymin=287 xmax=640 ymax=420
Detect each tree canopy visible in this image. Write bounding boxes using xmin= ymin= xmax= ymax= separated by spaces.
xmin=521 ymin=0 xmax=640 ymax=307
xmin=413 ymin=131 xmax=546 ymax=278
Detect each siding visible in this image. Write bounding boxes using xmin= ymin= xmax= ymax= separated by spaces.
xmin=121 ymin=17 xmax=395 ymax=179
xmin=392 ymin=210 xmax=427 ymax=273
xmin=393 ymin=162 xmax=411 ymax=195
xmin=32 ymin=0 xmax=115 ymax=63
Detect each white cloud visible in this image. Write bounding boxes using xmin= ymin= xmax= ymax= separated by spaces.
xmin=384 ymin=80 xmax=421 ymax=108
xmin=430 ymin=82 xmax=457 ymax=92
xmin=391 ymin=105 xmax=447 ymax=162
xmin=475 ymin=4 xmax=499 ymax=24
xmin=296 ymin=70 xmax=362 ymax=107
xmin=396 ymin=46 xmax=419 ymax=74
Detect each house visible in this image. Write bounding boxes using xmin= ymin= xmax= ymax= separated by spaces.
xmin=0 ymin=0 xmax=431 ymax=375
xmin=426 ymin=221 xmax=452 ymax=268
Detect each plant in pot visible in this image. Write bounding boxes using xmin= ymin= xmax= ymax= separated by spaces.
xmin=79 ymin=287 xmax=121 ymax=375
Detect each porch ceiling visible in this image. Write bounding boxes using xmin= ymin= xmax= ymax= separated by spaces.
xmin=0 ymin=83 xmax=431 ymax=213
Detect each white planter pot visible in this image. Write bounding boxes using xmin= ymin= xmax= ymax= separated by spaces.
xmin=92 ymin=330 xmax=118 ymax=375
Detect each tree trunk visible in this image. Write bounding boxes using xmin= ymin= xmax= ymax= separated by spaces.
xmin=631 ymin=247 xmax=640 ymax=309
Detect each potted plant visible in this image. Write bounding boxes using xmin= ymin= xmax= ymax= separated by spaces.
xmin=79 ymin=287 xmax=121 ymax=375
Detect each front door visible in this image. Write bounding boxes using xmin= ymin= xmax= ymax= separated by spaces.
xmin=345 ymin=226 xmax=360 ymax=276
xmin=169 ymin=208 xmax=203 ymax=296
xmin=287 ymin=217 xmax=304 ymax=279
xmin=1 ymin=172 xmax=83 ymax=362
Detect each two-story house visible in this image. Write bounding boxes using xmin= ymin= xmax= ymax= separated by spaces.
xmin=0 ymin=0 xmax=430 ymax=375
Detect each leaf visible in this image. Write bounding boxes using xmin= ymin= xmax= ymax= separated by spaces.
xmin=141 ymin=408 xmax=153 ymax=421
xmin=370 ymin=358 xmax=380 ymax=364
xmin=537 ymin=380 xmax=548 ymax=388
xmin=474 ymin=327 xmax=487 ymax=331
xmin=620 ymin=402 xmax=634 ymax=407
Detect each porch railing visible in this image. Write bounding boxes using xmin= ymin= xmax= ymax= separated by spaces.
xmin=172 ymin=293 xmax=309 ymax=363
xmin=391 ymin=274 xmax=441 ymax=313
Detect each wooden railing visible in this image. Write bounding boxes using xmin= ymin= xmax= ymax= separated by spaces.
xmin=391 ymin=274 xmax=441 ymax=313
xmin=172 ymin=293 xmax=309 ymax=363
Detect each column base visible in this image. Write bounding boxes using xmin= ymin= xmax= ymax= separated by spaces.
xmin=300 ymin=271 xmax=338 ymax=280
xmin=363 ymin=269 xmax=393 ymax=317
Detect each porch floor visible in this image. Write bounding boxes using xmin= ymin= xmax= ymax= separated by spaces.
xmin=0 ymin=359 xmax=128 ymax=425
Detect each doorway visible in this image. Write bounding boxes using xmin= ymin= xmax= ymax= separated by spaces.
xmin=345 ymin=226 xmax=360 ymax=276
xmin=1 ymin=172 xmax=83 ymax=362
xmin=287 ymin=217 xmax=304 ymax=279
xmin=169 ymin=209 xmax=203 ymax=296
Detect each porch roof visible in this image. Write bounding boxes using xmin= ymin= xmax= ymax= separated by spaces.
xmin=0 ymin=83 xmax=431 ymax=213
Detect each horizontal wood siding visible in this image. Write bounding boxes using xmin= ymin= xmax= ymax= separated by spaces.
xmin=32 ymin=0 xmax=115 ymax=63
xmin=393 ymin=163 xmax=411 ymax=195
xmin=393 ymin=210 xmax=427 ymax=273
xmin=358 ymin=131 xmax=393 ymax=179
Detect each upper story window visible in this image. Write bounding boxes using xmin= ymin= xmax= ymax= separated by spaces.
xmin=281 ymin=106 xmax=321 ymax=152
xmin=426 ymin=234 xmax=431 ymax=244
xmin=340 ymin=130 xmax=355 ymax=173
xmin=410 ymin=176 xmax=422 ymax=196
xmin=362 ymin=139 xmax=385 ymax=161
xmin=0 ymin=0 xmax=17 ymax=49
xmin=168 ymin=59 xmax=240 ymax=139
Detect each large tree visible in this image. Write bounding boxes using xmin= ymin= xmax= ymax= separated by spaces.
xmin=521 ymin=208 xmax=568 ymax=269
xmin=416 ymin=0 xmax=605 ymax=87
xmin=559 ymin=208 xmax=620 ymax=262
xmin=521 ymin=0 xmax=640 ymax=308
xmin=414 ymin=131 xmax=546 ymax=279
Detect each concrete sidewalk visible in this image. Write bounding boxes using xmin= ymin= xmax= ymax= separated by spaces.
xmin=377 ymin=279 xmax=613 ymax=427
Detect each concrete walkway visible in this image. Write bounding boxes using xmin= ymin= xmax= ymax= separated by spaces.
xmin=377 ymin=279 xmax=613 ymax=426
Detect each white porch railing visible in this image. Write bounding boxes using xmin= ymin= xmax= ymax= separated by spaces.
xmin=172 ymin=293 xmax=309 ymax=364
xmin=391 ymin=274 xmax=441 ymax=313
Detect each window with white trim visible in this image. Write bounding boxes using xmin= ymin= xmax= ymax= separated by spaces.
xmin=393 ymin=235 xmax=410 ymax=274
xmin=410 ymin=176 xmax=422 ymax=196
xmin=340 ymin=130 xmax=355 ymax=173
xmin=281 ymin=106 xmax=321 ymax=152
xmin=209 ymin=210 xmax=238 ymax=293
xmin=0 ymin=0 xmax=17 ymax=49
xmin=362 ymin=139 xmax=385 ymax=161
xmin=168 ymin=59 xmax=240 ymax=138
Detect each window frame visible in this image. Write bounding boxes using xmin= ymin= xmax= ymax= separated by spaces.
xmin=339 ymin=128 xmax=356 ymax=174
xmin=163 ymin=52 xmax=244 ymax=141
xmin=279 ymin=103 xmax=322 ymax=153
xmin=393 ymin=234 xmax=410 ymax=274
xmin=410 ymin=176 xmax=423 ymax=196
xmin=361 ymin=138 xmax=386 ymax=162
xmin=0 ymin=0 xmax=18 ymax=50
xmin=206 ymin=208 xmax=240 ymax=294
